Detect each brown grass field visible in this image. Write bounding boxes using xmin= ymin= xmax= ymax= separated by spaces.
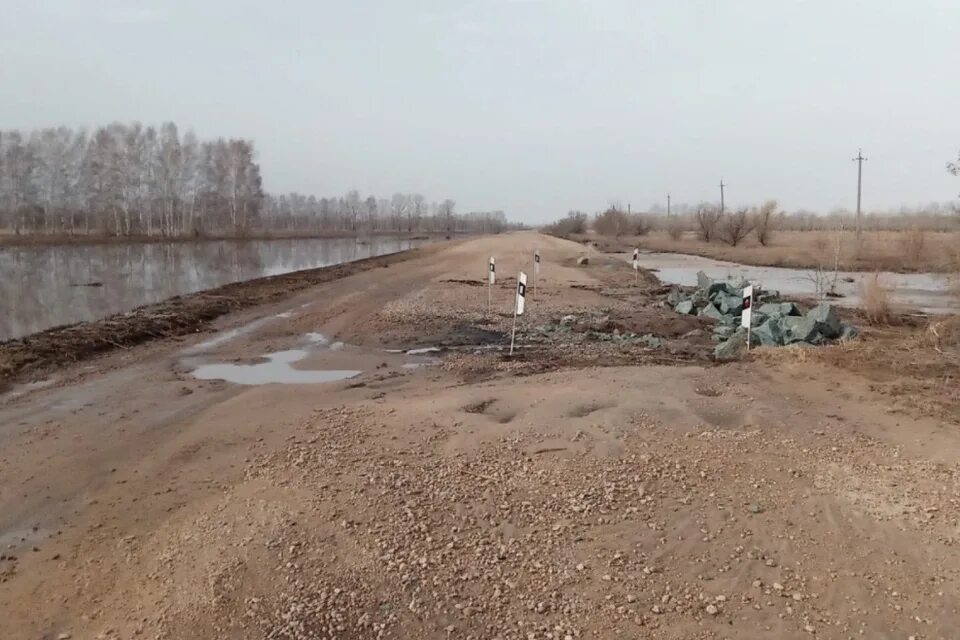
xmin=576 ymin=229 xmax=960 ymax=274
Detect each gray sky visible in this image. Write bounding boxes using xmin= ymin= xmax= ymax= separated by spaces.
xmin=2 ymin=0 xmax=958 ymax=223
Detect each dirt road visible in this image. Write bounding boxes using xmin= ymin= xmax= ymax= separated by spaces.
xmin=1 ymin=232 xmax=958 ymax=640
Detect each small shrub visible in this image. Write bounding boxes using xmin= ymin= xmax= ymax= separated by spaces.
xmin=860 ymin=274 xmax=892 ymax=325
xmin=720 ymin=208 xmax=753 ymax=246
xmin=593 ymin=207 xmax=630 ymax=237
xmin=632 ymin=214 xmax=652 ymax=236
xmin=667 ymin=220 xmax=684 ymax=241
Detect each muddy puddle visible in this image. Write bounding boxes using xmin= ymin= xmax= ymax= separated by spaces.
xmin=191 ymin=349 xmax=362 ymax=385
xmin=630 ymin=251 xmax=955 ymax=314
xmin=183 ymin=328 xmax=440 ymax=387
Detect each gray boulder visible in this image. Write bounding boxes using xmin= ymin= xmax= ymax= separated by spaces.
xmin=752 ymin=317 xmax=785 ymax=347
xmin=783 ymin=315 xmax=820 ymax=344
xmin=758 ymin=301 xmax=801 ymax=318
xmin=699 ymin=303 xmax=724 ymax=320
xmin=714 ymin=328 xmax=748 ymax=361
xmin=717 ymin=292 xmax=744 ymax=315
xmin=674 ymin=300 xmax=695 ymax=315
xmin=714 ymin=325 xmax=736 ymax=339
xmin=839 ymin=323 xmax=859 ymax=341
xmin=696 ymin=270 xmax=713 ymax=290
xmin=806 ymin=303 xmax=842 ymax=339
xmin=666 ymin=286 xmax=685 ymax=307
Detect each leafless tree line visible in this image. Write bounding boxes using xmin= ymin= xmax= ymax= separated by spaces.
xmin=0 ymin=122 xmax=508 ymax=238
xmin=0 ymin=123 xmax=262 ymax=237
xmin=262 ymin=192 xmax=507 ymax=235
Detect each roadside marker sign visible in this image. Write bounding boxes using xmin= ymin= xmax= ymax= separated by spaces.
xmin=742 ymin=285 xmax=754 ymax=349
xmin=632 ymin=248 xmax=639 ymax=283
xmin=487 ymin=256 xmax=496 ymax=313
xmin=509 ymin=271 xmax=527 ymax=356
xmin=516 ymin=272 xmax=527 ymax=316
xmin=533 ymin=249 xmax=540 ymax=297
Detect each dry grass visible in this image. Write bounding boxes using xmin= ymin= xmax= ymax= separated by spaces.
xmin=922 ymin=314 xmax=960 ymax=355
xmin=617 ymin=229 xmax=960 ymax=273
xmin=758 ymin=318 xmax=960 ymax=421
xmin=899 ymin=227 xmax=927 ymax=266
xmin=860 ymin=275 xmax=892 ymax=325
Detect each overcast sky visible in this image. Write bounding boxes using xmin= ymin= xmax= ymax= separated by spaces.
xmin=1 ymin=0 xmax=958 ymax=223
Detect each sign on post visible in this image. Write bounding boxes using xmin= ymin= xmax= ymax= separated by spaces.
xmin=487 ymin=256 xmax=496 ymax=313
xmin=509 ymin=272 xmax=527 ymax=356
xmin=533 ymin=249 xmax=540 ymax=297
xmin=741 ymin=285 xmax=754 ymax=348
xmin=632 ymin=248 xmax=639 ymax=283
xmin=516 ymin=272 xmax=527 ymax=316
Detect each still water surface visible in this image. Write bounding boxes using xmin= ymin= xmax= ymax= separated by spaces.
xmin=0 ymin=236 xmax=428 ymax=340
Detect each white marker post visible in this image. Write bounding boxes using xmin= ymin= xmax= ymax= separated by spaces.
xmin=533 ymin=249 xmax=540 ymax=298
xmin=509 ymin=272 xmax=527 ymax=356
xmin=488 ymin=256 xmax=496 ymax=313
xmin=632 ymin=248 xmax=639 ymax=284
xmin=741 ymin=285 xmax=754 ymax=349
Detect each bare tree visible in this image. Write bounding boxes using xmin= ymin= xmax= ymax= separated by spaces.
xmin=439 ymin=199 xmax=456 ymax=233
xmin=721 ymin=208 xmax=753 ymax=246
xmin=695 ymin=205 xmax=722 ymax=242
xmin=753 ymin=199 xmax=777 ymax=246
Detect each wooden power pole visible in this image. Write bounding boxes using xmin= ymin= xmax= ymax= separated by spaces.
xmin=853 ymin=149 xmax=867 ymax=243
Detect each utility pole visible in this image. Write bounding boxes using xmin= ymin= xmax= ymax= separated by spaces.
xmin=853 ymin=149 xmax=867 ymax=244
xmin=719 ymin=179 xmax=726 ymax=215
xmin=667 ymin=193 xmax=671 ymax=217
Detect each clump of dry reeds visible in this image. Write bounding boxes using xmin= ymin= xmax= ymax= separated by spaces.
xmin=899 ymin=226 xmax=927 ymax=265
xmin=860 ymin=274 xmax=892 ymax=325
xmin=922 ymin=316 xmax=960 ymax=362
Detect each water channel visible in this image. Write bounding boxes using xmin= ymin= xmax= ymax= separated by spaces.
xmin=0 ymin=236 xmax=429 ymax=340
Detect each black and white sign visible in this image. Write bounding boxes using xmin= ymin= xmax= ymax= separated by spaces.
xmin=488 ymin=256 xmax=496 ymax=285
xmin=516 ymin=272 xmax=527 ymax=315
xmin=533 ymin=250 xmax=540 ymax=275
xmin=632 ymin=248 xmax=639 ymax=270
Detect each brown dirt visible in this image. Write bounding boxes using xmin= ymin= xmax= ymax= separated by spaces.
xmin=1 ymin=231 xmax=959 ymax=640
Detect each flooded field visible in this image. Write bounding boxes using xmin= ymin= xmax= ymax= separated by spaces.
xmin=0 ymin=236 xmax=429 ymax=340
xmin=632 ymin=251 xmax=955 ymax=314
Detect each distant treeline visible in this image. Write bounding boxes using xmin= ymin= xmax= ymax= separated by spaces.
xmin=549 ymin=200 xmax=960 ymax=239
xmin=0 ymin=122 xmax=507 ymax=238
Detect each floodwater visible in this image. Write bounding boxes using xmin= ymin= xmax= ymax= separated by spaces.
xmin=0 ymin=236 xmax=429 ymax=341
xmin=632 ymin=251 xmax=955 ymax=314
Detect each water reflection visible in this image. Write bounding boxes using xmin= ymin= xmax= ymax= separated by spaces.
xmin=0 ymin=237 xmax=427 ymax=340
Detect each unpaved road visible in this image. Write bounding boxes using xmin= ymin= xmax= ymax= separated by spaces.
xmin=1 ymin=232 xmax=958 ymax=640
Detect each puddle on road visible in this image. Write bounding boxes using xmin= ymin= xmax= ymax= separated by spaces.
xmin=186 ymin=332 xmax=440 ymax=386
xmin=191 ymin=349 xmax=361 ymax=385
